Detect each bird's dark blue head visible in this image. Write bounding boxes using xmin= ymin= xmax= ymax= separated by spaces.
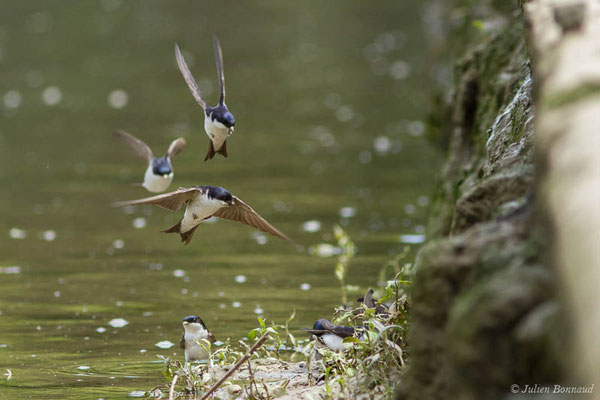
xmin=183 ymin=315 xmax=207 ymax=328
xmin=210 ymin=106 xmax=235 ymax=128
xmin=152 ymin=156 xmax=172 ymax=176
xmin=204 ymin=185 xmax=233 ymax=205
xmin=313 ymin=319 xmax=328 ymax=331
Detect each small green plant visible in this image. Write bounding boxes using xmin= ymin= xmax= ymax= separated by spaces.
xmin=333 ymin=225 xmax=356 ymax=304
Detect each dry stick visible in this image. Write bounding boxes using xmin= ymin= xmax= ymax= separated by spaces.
xmin=168 ymin=373 xmax=179 ymax=400
xmin=200 ymin=332 xmax=270 ymax=400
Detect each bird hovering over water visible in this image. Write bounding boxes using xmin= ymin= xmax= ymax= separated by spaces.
xmin=302 ymin=319 xmax=355 ymax=352
xmin=113 ymin=185 xmax=290 ymax=245
xmin=113 ymin=130 xmax=186 ymax=193
xmin=175 ymin=36 xmax=235 ymax=161
xmin=180 ymin=315 xmax=216 ymax=363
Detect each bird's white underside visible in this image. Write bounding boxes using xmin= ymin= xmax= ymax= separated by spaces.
xmin=180 ymin=192 xmax=227 ymax=233
xmin=183 ymin=322 xmax=211 ymax=362
xmin=142 ymin=165 xmax=173 ymax=193
xmin=319 ymin=333 xmax=347 ymax=352
xmin=204 ymin=116 xmax=231 ymax=150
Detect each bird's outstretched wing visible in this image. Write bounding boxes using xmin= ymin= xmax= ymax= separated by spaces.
xmin=212 ymin=196 xmax=289 ymax=241
xmin=212 ymin=35 xmax=226 ymax=105
xmin=112 ymin=187 xmax=202 ymax=211
xmin=167 ymin=137 xmax=187 ymax=159
xmin=113 ymin=130 xmax=153 ymax=163
xmin=175 ymin=44 xmax=208 ymax=110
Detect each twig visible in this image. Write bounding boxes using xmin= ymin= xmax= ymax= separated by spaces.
xmin=200 ymin=332 xmax=270 ymax=400
xmin=169 ymin=374 xmax=179 ymax=400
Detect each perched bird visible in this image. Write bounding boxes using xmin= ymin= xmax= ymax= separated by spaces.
xmin=113 ymin=130 xmax=186 ymax=193
xmin=113 ymin=185 xmax=290 ymax=245
xmin=175 ymin=36 xmax=235 ymax=161
xmin=302 ymin=319 xmax=355 ymax=352
xmin=180 ymin=315 xmax=216 ymax=363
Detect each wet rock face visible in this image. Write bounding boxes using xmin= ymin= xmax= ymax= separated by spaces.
xmin=398 ymin=2 xmax=561 ymax=400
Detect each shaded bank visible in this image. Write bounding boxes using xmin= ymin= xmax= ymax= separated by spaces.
xmin=399 ymin=1 xmax=566 ymax=399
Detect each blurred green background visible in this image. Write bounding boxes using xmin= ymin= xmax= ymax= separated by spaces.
xmin=0 ymin=1 xmax=441 ymax=398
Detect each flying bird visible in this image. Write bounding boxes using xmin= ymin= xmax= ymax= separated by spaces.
xmin=113 ymin=185 xmax=290 ymax=245
xmin=302 ymin=319 xmax=355 ymax=352
xmin=113 ymin=129 xmax=186 ymax=193
xmin=180 ymin=315 xmax=216 ymax=363
xmin=175 ymin=36 xmax=235 ymax=161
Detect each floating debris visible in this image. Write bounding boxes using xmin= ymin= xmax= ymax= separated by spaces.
xmin=154 ymin=340 xmax=174 ymax=349
xmin=96 ymin=327 xmax=107 ymax=333
xmin=399 ymin=234 xmax=426 ymax=244
xmin=140 ymin=349 xmax=147 ymax=353
xmin=404 ymin=204 xmax=416 ymax=215
xmin=417 ymin=195 xmax=430 ymax=207
xmin=374 ymin=136 xmax=392 ymax=154
xmin=77 ymin=366 xmax=90 ymax=370
xmin=0 ymin=266 xmax=21 ymax=274
xmin=339 ymin=206 xmax=357 ymax=218
xmin=300 ymin=283 xmax=312 ymax=291
xmin=254 ymin=307 xmax=264 ymax=315
xmin=389 ymin=60 xmax=411 ymax=80
xmin=132 ymin=217 xmax=146 ymax=229
xmin=108 ymin=89 xmax=128 ymax=109
xmin=234 ymin=275 xmax=247 ymax=283
xmin=112 ymin=240 xmax=124 ymax=249
xmin=42 ymin=230 xmax=56 ymax=241
xmin=407 ymin=120 xmax=425 ymax=136
xmin=311 ymin=243 xmax=341 ymax=257
xmin=129 ymin=390 xmax=146 ymax=398
xmin=232 ymin=301 xmax=241 ymax=308
xmin=8 ymin=228 xmax=26 ymax=240
xmin=41 ymin=86 xmax=62 ymax=106
xmin=173 ymin=269 xmax=186 ymax=278
xmin=251 ymin=232 xmax=267 ymax=245
xmin=4 ymin=90 xmax=22 ymax=109
xmin=108 ymin=318 xmax=129 ymax=328
xmin=53 ymin=291 xmax=60 ymax=298
xmin=302 ymin=220 xmax=321 ymax=233
xmin=335 ymin=105 xmax=354 ymax=122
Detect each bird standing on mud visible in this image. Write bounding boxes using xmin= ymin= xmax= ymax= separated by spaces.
xmin=180 ymin=315 xmax=216 ymax=363
xmin=113 ymin=185 xmax=290 ymax=245
xmin=113 ymin=130 xmax=186 ymax=193
xmin=175 ymin=36 xmax=235 ymax=161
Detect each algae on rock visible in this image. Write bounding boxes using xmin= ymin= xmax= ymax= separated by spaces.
xmin=398 ymin=2 xmax=561 ymax=399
